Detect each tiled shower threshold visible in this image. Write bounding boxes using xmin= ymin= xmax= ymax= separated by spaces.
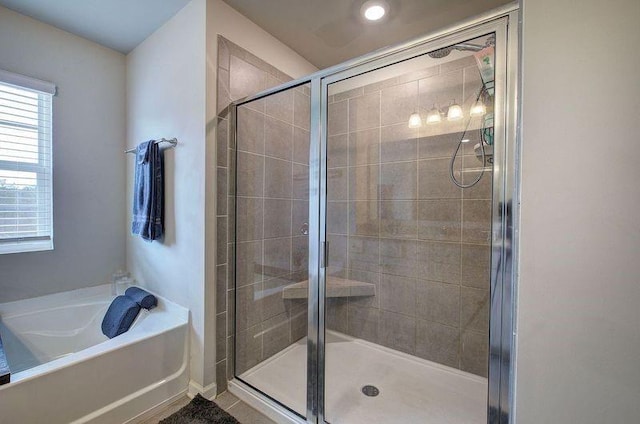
xmin=237 ymin=331 xmax=487 ymax=423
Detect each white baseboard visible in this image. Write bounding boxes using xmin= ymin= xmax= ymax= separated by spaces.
xmin=188 ymin=380 xmax=218 ymax=399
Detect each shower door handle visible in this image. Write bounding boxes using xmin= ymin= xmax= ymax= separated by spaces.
xmin=320 ymin=241 xmax=329 ymax=269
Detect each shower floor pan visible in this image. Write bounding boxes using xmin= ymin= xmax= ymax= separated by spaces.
xmin=240 ymin=331 xmax=487 ymax=423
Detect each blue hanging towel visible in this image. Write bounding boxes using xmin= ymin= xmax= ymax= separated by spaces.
xmin=131 ymin=140 xmax=164 ymax=241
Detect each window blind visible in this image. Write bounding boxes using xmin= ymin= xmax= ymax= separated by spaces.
xmin=0 ymin=69 xmax=55 ymax=254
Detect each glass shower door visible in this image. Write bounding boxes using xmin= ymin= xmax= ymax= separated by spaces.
xmin=321 ymin=34 xmax=497 ymax=423
xmin=233 ymin=83 xmax=311 ymax=419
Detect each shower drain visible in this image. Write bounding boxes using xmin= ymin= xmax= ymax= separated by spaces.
xmin=361 ymin=385 xmax=380 ymax=397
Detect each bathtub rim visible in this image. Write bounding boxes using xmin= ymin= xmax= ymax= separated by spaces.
xmin=0 ymin=283 xmax=189 ymax=388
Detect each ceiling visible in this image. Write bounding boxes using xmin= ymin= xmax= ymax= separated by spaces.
xmin=223 ymin=0 xmax=510 ymax=68
xmin=0 ymin=0 xmax=510 ymax=65
xmin=0 ymin=0 xmax=191 ymax=54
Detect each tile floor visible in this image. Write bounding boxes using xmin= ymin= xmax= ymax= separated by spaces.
xmin=140 ymin=391 xmax=275 ymax=424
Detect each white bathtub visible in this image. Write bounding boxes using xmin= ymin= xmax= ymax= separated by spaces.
xmin=0 ymin=284 xmax=189 ymax=424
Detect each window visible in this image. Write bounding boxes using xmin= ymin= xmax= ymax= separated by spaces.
xmin=0 ymin=70 xmax=55 ymax=254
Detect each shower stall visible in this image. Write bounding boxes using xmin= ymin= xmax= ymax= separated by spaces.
xmin=227 ymin=6 xmax=518 ymax=424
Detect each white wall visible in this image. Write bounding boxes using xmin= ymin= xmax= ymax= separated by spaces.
xmin=125 ymin=0 xmax=207 ymax=390
xmin=0 ymin=6 xmax=126 ymax=302
xmin=125 ymin=0 xmax=315 ymax=394
xmin=516 ymin=0 xmax=640 ymax=422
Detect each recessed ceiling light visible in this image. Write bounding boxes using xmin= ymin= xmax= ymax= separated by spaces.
xmin=361 ymin=1 xmax=388 ymax=22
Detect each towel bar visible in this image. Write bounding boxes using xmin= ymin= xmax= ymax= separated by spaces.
xmin=125 ymin=138 xmax=178 ymax=154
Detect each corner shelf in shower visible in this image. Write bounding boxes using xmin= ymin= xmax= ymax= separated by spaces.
xmin=282 ymin=276 xmax=376 ymax=300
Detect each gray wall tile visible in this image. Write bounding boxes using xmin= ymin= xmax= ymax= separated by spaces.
xmin=292 ymin=200 xmax=309 ymax=237
xmin=347 ymin=305 xmax=379 ymax=343
xmin=461 ymin=330 xmax=488 ymax=377
xmin=380 ymin=238 xmax=418 ymax=278
xmin=416 ymin=280 xmax=460 ymax=327
xmin=348 ymin=236 xmax=380 ymax=273
xmin=293 ymin=127 xmax=310 ymax=164
xmin=326 ymin=298 xmax=348 ymax=333
xmin=266 ymin=88 xmax=294 ymax=124
xmin=236 ymin=283 xmax=263 ymax=330
xmin=416 ymin=241 xmax=461 ymax=284
xmin=235 ymin=241 xmax=262 ymax=288
xmin=237 ymin=151 xmax=264 ymax=197
xmin=417 ymin=199 xmax=462 ymax=241
xmin=237 ymin=107 xmax=265 ymax=154
xmin=462 ymin=199 xmax=492 ymax=244
xmin=216 ymin=265 xmax=227 ymax=313
xmin=328 ymin=134 xmax=348 ymax=168
xmin=327 ymin=167 xmax=348 ymax=201
xmin=380 ymin=123 xmax=418 ymax=163
xmin=418 ymin=69 xmax=464 ymax=114
xmin=349 ymin=128 xmax=380 ymax=166
xmin=217 ymin=118 xmax=228 ymax=166
xmin=292 ymin=164 xmax=309 ymax=200
xmin=230 ymin=55 xmax=266 ymax=101
xmin=349 ymin=165 xmax=379 ymax=201
xmin=236 ymin=197 xmax=263 ymax=242
xmin=418 ymin=131 xmax=462 ymax=160
xmin=291 ymin=235 xmax=308 ymax=273
xmin=349 ymin=92 xmax=380 ymax=131
xmin=381 ymin=81 xmax=418 ymax=127
xmin=217 ymin=167 xmax=228 ymax=216
xmin=416 ymin=320 xmax=460 ymax=367
xmin=294 ymin=89 xmax=310 ymax=131
xmin=380 ymin=162 xmax=417 ymax=200
xmin=265 ymin=116 xmax=293 ymax=160
xmin=265 ymin=157 xmax=292 ymax=199
xmin=418 ymin=158 xmax=462 ymax=199
xmin=263 ymin=237 xmax=291 ymax=278
xmin=263 ymin=277 xmax=290 ymax=320
xmin=349 ymin=201 xmax=379 ymax=237
xmin=461 ymin=153 xmax=493 ymax=199
xmin=235 ymin=324 xmax=263 ymax=374
xmin=328 ymin=100 xmax=348 ymax=135
xmin=216 ymin=313 xmax=227 ymax=361
xmin=348 ymin=269 xmax=380 ymax=308
xmin=262 ymin=313 xmax=291 ymax=358
xmin=461 ymin=244 xmax=491 ymax=289
xmin=380 ymin=274 xmax=416 ymax=316
xmin=379 ymin=310 xmax=416 ymax=355
xmin=264 ymin=199 xmax=292 ymax=239
xmin=327 ymin=201 xmax=348 ymax=235
xmin=461 ymin=287 xmax=489 ymax=333
xmin=380 ymin=200 xmax=417 ymax=239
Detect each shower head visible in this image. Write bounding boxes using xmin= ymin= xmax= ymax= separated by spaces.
xmin=427 ymin=35 xmax=495 ymax=59
xmin=427 ymin=46 xmax=453 ymax=59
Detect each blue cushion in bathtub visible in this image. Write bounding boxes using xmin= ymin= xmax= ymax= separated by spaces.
xmin=125 ymin=286 xmax=157 ymax=310
xmin=101 ymin=295 xmax=141 ymax=339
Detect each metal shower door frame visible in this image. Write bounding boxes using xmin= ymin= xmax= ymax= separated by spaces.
xmin=229 ymin=4 xmax=519 ymax=424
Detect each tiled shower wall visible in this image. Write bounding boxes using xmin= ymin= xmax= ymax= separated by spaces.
xmin=324 ymin=55 xmax=492 ymax=377
xmin=215 ymin=36 xmax=310 ymax=393
xmin=217 ymin=41 xmax=493 ymax=391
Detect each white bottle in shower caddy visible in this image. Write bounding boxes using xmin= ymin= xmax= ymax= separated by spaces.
xmin=111 ymin=270 xmax=135 ymax=296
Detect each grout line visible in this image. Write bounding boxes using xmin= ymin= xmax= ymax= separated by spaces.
xmin=224 ymin=398 xmax=241 ymax=411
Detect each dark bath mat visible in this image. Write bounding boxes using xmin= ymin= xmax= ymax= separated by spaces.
xmin=160 ymin=394 xmax=240 ymax=424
